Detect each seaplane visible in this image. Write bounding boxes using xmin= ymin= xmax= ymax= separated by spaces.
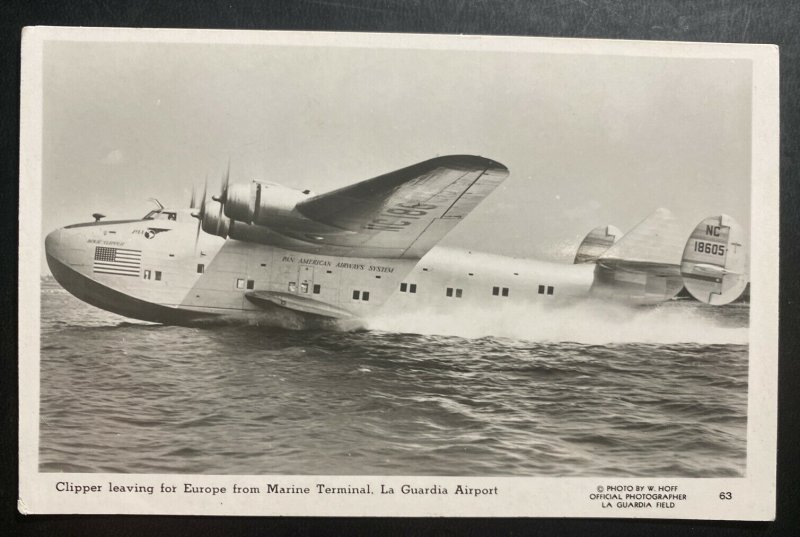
xmin=44 ymin=155 xmax=748 ymax=328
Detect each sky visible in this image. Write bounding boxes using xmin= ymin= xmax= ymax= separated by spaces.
xmin=40 ymin=38 xmax=752 ymax=273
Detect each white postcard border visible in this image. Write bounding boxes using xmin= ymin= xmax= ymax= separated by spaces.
xmin=18 ymin=27 xmax=779 ymax=519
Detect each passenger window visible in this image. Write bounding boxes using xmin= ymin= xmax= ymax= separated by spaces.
xmin=455 ymin=288 xmax=462 ymax=298
xmin=288 ymin=282 xmax=297 ymax=293
xmin=236 ymin=278 xmax=245 ymax=290
xmin=446 ymin=287 xmax=453 ymax=297
xmin=247 ymin=279 xmax=254 ymax=290
xmin=353 ymin=290 xmax=360 ymax=300
xmin=143 ymin=270 xmax=151 ymax=280
xmin=547 ymin=286 xmax=554 ymax=295
xmin=502 ymin=287 xmax=509 ymax=297
xmin=197 ymin=264 xmax=205 ymax=274
xmin=155 ymin=271 xmax=161 ymax=281
xmin=492 ymin=286 xmax=499 ymax=296
xmin=313 ymin=284 xmax=321 ymax=294
xmin=538 ymin=285 xmax=545 ymax=294
xmin=400 ymin=283 xmax=407 ymax=292
xmin=409 ymin=284 xmax=417 ymax=293
xmin=362 ymin=291 xmax=370 ymax=301
xmin=300 ymin=282 xmax=309 ymax=293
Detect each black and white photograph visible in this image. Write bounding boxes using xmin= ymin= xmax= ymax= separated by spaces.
xmin=18 ymin=27 xmax=778 ymax=518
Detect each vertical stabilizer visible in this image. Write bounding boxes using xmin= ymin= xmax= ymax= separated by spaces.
xmin=574 ymin=225 xmax=622 ymax=264
xmin=680 ymin=215 xmax=748 ymax=305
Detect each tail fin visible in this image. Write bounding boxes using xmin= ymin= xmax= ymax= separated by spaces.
xmin=587 ymin=210 xmax=749 ymax=305
xmin=574 ymin=225 xmax=622 ymax=264
xmin=680 ymin=215 xmax=748 ymax=305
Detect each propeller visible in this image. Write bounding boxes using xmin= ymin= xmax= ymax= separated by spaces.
xmin=189 ymin=184 xmax=197 ymax=209
xmin=191 ymin=160 xmax=231 ymax=251
xmin=213 ymin=159 xmax=230 ymax=237
xmin=192 ymin=176 xmax=208 ymax=252
xmin=212 ymin=158 xmax=231 ymax=204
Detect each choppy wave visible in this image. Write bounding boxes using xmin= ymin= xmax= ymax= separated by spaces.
xmin=38 ymin=286 xmax=748 ymax=477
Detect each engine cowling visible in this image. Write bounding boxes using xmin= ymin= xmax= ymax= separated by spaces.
xmin=224 ymin=182 xmax=258 ymax=223
xmin=201 ymin=199 xmax=230 ymax=238
xmin=224 ymin=181 xmax=312 ymax=227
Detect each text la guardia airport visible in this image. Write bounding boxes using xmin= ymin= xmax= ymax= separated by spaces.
xmin=55 ymin=481 xmax=498 ymax=497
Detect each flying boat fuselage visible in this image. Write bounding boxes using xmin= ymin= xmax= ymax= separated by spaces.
xmin=44 ymin=211 xmax=598 ymax=327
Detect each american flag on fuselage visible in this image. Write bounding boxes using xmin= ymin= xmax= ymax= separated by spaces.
xmin=93 ymin=246 xmax=142 ymax=277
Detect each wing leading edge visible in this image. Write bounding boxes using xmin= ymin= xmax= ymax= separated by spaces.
xmin=292 ymin=155 xmax=509 ymax=258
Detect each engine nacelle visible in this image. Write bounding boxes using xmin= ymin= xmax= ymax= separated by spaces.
xmin=201 ymin=199 xmax=230 ymax=238
xmin=224 ymin=181 xmax=312 ymax=227
xmin=224 ymin=182 xmax=258 ymax=223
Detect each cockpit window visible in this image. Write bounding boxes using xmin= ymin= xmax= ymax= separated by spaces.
xmin=142 ymin=211 xmax=177 ymax=221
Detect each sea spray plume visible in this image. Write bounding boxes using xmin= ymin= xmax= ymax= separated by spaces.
xmin=367 ymin=300 xmax=747 ymax=345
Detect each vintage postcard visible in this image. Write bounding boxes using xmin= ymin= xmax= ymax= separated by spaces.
xmin=18 ymin=27 xmax=778 ymax=518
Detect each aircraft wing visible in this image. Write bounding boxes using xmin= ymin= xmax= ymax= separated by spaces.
xmin=291 ymin=155 xmax=509 ymax=258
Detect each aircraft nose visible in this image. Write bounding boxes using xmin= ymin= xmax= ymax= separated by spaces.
xmin=44 ymin=229 xmax=63 ymax=259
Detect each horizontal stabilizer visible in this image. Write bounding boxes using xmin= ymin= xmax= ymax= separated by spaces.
xmin=590 ymin=209 xmax=686 ymax=304
xmin=680 ymin=215 xmax=748 ymax=305
xmin=598 ymin=208 xmax=686 ymax=269
xmin=245 ymin=291 xmax=355 ymax=320
xmin=574 ymin=225 xmax=622 ymax=264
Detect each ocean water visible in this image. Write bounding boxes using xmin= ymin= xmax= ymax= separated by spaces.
xmin=38 ymin=278 xmax=749 ymax=477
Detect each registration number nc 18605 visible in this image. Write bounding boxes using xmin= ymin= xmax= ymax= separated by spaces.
xmin=364 ymin=203 xmax=437 ymax=232
xmin=694 ymin=240 xmax=726 ymax=256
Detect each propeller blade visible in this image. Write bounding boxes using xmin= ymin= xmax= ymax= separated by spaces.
xmin=194 ymin=215 xmax=201 ymax=251
xmin=194 ymin=176 xmax=208 ymax=252
xmin=200 ymin=176 xmax=208 ymax=217
xmin=189 ymin=185 xmax=197 ymax=209
xmin=220 ymin=158 xmax=230 ymax=203
xmin=216 ymin=198 xmax=224 ymax=236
